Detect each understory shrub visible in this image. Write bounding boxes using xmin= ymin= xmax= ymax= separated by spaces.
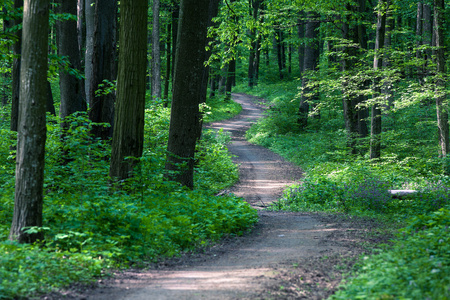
xmin=0 ymin=100 xmax=256 ymax=299
xmin=331 ymin=209 xmax=450 ymax=300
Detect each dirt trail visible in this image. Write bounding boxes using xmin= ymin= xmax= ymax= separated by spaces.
xmin=49 ymin=94 xmax=381 ymax=300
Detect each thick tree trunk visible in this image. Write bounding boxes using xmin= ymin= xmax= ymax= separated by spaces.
xmin=434 ymin=0 xmax=449 ymax=157
xmin=298 ymin=13 xmax=319 ymax=129
xmin=109 ymin=0 xmax=148 ymax=180
xmin=56 ymin=0 xmax=86 ymax=126
xmin=165 ymin=0 xmax=210 ymax=189
xmin=370 ymin=0 xmax=387 ymax=159
xmin=10 ymin=0 xmax=24 ymax=132
xmin=226 ymin=59 xmax=236 ymax=99
xmin=9 ymin=0 xmax=50 ymax=243
xmin=151 ymin=0 xmax=162 ymax=99
xmin=88 ymin=0 xmax=117 ymax=140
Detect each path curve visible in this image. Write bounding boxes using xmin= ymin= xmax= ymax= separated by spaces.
xmin=80 ymin=94 xmax=345 ymax=300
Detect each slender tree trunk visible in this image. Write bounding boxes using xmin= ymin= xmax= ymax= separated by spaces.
xmin=10 ymin=0 xmax=24 ymax=132
xmin=370 ymin=0 xmax=387 ymax=159
xmin=151 ymin=0 xmax=162 ymax=99
xmin=163 ymin=21 xmax=171 ymax=105
xmin=9 ymin=0 xmax=50 ymax=243
xmin=297 ymin=16 xmax=305 ymax=76
xmin=247 ymin=0 xmax=260 ymax=88
xmin=275 ymin=30 xmax=283 ymax=79
xmin=298 ymin=13 xmax=319 ymax=129
xmin=165 ymin=0 xmax=210 ymax=189
xmin=56 ymin=0 xmax=86 ymax=127
xmin=1 ymin=7 xmax=12 ymax=106
xmin=84 ymin=0 xmax=94 ymax=106
xmin=226 ymin=59 xmax=236 ymax=99
xmin=434 ymin=0 xmax=448 ymax=157
xmin=88 ymin=0 xmax=117 ymax=140
xmin=109 ymin=0 xmax=148 ymax=180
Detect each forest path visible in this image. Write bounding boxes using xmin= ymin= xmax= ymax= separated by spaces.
xmin=79 ymin=94 xmax=352 ymax=300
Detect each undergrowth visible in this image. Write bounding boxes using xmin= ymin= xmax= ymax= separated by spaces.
xmin=234 ymin=78 xmax=450 ymax=299
xmin=0 ymin=97 xmax=256 ymax=299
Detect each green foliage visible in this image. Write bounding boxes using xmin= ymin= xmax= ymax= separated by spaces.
xmin=0 ymin=241 xmax=104 ymax=299
xmin=203 ymin=95 xmax=242 ymax=123
xmin=0 ymin=100 xmax=257 ymax=299
xmin=331 ymin=209 xmax=450 ymax=300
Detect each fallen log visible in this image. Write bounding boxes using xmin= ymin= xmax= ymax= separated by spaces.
xmin=389 ymin=190 xmax=417 ymax=198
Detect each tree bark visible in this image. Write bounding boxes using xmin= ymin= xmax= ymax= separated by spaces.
xmin=165 ymin=0 xmax=210 ymax=189
xmin=56 ymin=0 xmax=86 ymax=127
xmin=84 ymin=0 xmax=94 ymax=106
xmin=10 ymin=0 xmax=24 ymax=132
xmin=298 ymin=13 xmax=319 ymax=129
xmin=434 ymin=0 xmax=448 ymax=157
xmin=370 ymin=0 xmax=387 ymax=159
xmin=88 ymin=0 xmax=117 ymax=140
xmin=163 ymin=20 xmax=171 ymax=105
xmin=9 ymin=0 xmax=50 ymax=243
xmin=109 ymin=0 xmax=148 ymax=180
xmin=151 ymin=0 xmax=162 ymax=99
xmin=247 ymin=0 xmax=260 ymax=88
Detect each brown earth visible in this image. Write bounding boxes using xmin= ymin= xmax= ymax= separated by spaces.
xmin=42 ymin=93 xmax=393 ymax=300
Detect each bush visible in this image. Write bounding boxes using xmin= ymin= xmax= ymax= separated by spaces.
xmin=331 ymin=209 xmax=450 ymax=300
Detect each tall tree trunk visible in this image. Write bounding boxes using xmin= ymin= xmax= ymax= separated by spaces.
xmin=10 ymin=0 xmax=24 ymax=132
xmin=1 ymin=7 xmax=12 ymax=106
xmin=247 ymin=0 xmax=260 ymax=87
xmin=165 ymin=0 xmax=210 ymax=189
xmin=226 ymin=59 xmax=236 ymax=99
xmin=297 ymin=15 xmax=305 ymax=76
xmin=275 ymin=30 xmax=283 ymax=79
xmin=56 ymin=0 xmax=86 ymax=127
xmin=84 ymin=0 xmax=94 ymax=106
xmin=88 ymin=0 xmax=117 ymax=140
xmin=298 ymin=13 xmax=319 ymax=129
xmin=201 ymin=0 xmax=220 ymax=103
xmin=163 ymin=21 xmax=171 ymax=105
xmin=370 ymin=0 xmax=387 ymax=159
xmin=151 ymin=0 xmax=162 ymax=99
xmin=109 ymin=0 xmax=148 ymax=180
xmin=9 ymin=0 xmax=50 ymax=244
xmin=434 ymin=0 xmax=448 ymax=157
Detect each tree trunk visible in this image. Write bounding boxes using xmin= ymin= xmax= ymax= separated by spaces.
xmin=226 ymin=59 xmax=236 ymax=99
xmin=370 ymin=0 xmax=387 ymax=159
xmin=275 ymin=30 xmax=283 ymax=79
xmin=165 ymin=0 xmax=210 ymax=189
xmin=247 ymin=0 xmax=260 ymax=88
xmin=109 ymin=0 xmax=148 ymax=180
xmin=297 ymin=15 xmax=305 ymax=76
xmin=163 ymin=21 xmax=171 ymax=105
xmin=151 ymin=0 xmax=162 ymax=99
xmin=84 ymin=0 xmax=94 ymax=106
xmin=88 ymin=0 xmax=117 ymax=140
xmin=298 ymin=13 xmax=319 ymax=129
xmin=434 ymin=0 xmax=448 ymax=157
xmin=10 ymin=0 xmax=24 ymax=132
xmin=56 ymin=0 xmax=86 ymax=127
xmin=9 ymin=0 xmax=50 ymax=243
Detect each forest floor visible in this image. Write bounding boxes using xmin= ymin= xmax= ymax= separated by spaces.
xmin=43 ymin=94 xmax=393 ymax=300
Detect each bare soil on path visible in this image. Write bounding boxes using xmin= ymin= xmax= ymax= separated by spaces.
xmin=45 ymin=94 xmax=392 ymax=300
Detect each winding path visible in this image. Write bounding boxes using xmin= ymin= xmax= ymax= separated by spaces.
xmin=85 ymin=94 xmax=343 ymax=300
